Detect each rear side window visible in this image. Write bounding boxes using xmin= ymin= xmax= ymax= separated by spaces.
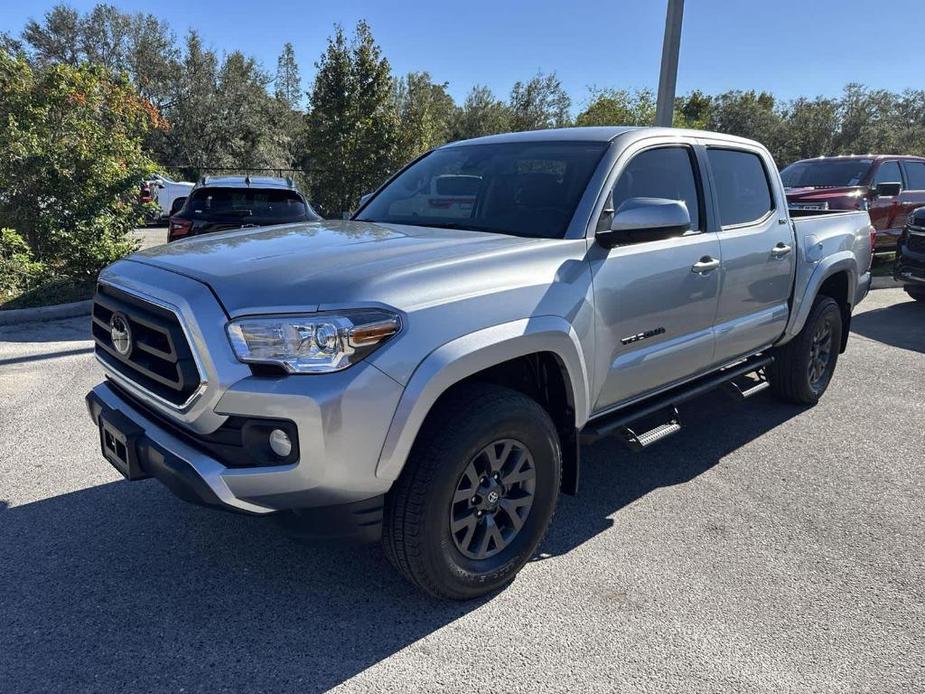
xmin=611 ymin=146 xmax=701 ymax=231
xmin=707 ymin=149 xmax=773 ymax=227
xmin=874 ymin=161 xmax=903 ymax=188
xmin=902 ymin=161 xmax=925 ymax=190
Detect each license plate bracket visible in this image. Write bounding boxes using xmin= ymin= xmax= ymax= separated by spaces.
xmin=99 ymin=408 xmax=148 ymax=480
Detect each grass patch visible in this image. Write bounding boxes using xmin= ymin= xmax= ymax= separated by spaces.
xmin=0 ymin=277 xmax=96 ymax=310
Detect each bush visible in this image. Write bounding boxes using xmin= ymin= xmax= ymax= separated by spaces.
xmin=0 ymin=228 xmax=45 ymax=302
xmin=0 ymin=52 xmax=157 ymax=296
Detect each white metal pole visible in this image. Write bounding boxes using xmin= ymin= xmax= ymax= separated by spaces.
xmin=655 ymin=0 xmax=684 ymax=127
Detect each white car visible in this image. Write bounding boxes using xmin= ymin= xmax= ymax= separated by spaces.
xmin=145 ymin=174 xmax=194 ymax=221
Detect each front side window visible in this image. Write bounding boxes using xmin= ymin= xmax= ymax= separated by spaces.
xmin=874 ymin=161 xmax=903 ymax=188
xmin=902 ymin=161 xmax=925 ymax=190
xmin=708 ymin=149 xmax=774 ymax=227
xmin=609 ymin=146 xmax=701 ymax=231
xmin=355 ymin=141 xmax=609 ymax=239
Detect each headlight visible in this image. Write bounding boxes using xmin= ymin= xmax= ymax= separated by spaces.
xmin=226 ymin=310 xmax=401 ymax=373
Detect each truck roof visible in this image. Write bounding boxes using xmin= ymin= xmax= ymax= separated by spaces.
xmin=791 ymin=154 xmax=925 ymax=163
xmin=442 ymin=126 xmax=764 ymax=149
xmin=195 ymin=175 xmax=297 ymax=190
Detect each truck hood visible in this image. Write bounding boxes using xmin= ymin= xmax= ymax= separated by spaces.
xmin=129 ymin=220 xmax=550 ymax=316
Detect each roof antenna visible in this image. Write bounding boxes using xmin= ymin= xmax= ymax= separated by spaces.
xmin=244 ymin=174 xmax=251 ymax=186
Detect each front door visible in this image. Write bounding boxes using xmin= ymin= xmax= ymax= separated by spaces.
xmin=590 ymin=144 xmax=721 ymax=413
xmin=868 ymin=159 xmax=905 ymax=250
xmin=705 ymin=146 xmax=795 ymax=364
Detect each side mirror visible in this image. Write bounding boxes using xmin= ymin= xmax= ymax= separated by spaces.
xmin=169 ymin=196 xmax=187 ymax=216
xmin=874 ymin=182 xmax=902 ymax=198
xmin=358 ymin=192 xmax=374 ymax=208
xmin=596 ymin=197 xmax=691 ymax=248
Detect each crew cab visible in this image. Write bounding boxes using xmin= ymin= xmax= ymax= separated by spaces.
xmin=86 ymin=127 xmax=873 ymax=599
xmin=781 ymin=154 xmax=925 ymax=252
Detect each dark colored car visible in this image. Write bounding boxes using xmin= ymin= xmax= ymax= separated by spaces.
xmin=781 ymin=155 xmax=925 ymax=253
xmin=894 ymin=206 xmax=925 ymax=302
xmin=167 ymin=176 xmax=321 ymax=242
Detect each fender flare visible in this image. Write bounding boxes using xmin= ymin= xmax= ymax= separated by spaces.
xmin=374 ymin=316 xmax=591 ymax=481
xmin=780 ymin=252 xmax=858 ymax=344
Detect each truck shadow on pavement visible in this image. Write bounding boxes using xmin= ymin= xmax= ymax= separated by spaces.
xmin=849 ymin=297 xmax=925 ymax=353
xmin=0 ymin=390 xmax=803 ymax=692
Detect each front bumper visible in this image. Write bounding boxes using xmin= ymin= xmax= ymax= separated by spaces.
xmin=894 ymin=239 xmax=925 ymax=285
xmin=87 ymin=356 xmax=404 ymax=515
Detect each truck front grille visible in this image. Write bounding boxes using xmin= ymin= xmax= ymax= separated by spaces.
xmin=92 ymin=284 xmax=202 ymax=407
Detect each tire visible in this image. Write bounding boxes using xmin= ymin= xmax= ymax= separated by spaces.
xmin=383 ymin=383 xmax=561 ymax=600
xmin=767 ymin=296 xmax=843 ymax=405
xmin=905 ymin=286 xmax=925 ymax=303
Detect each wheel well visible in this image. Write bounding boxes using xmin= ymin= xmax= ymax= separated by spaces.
xmin=816 ymin=271 xmax=852 ymax=352
xmin=444 ymin=353 xmax=580 ymax=495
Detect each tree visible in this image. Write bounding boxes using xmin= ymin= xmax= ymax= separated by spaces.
xmin=394 ymin=71 xmax=456 ymax=161
xmin=674 ymin=89 xmax=712 ymax=129
xmin=0 ymin=52 xmax=158 ymax=282
xmin=775 ymin=97 xmax=838 ymax=165
xmin=575 ymin=88 xmax=655 ymax=127
xmin=451 ymin=85 xmax=511 ymax=140
xmin=509 ymin=71 xmax=571 ymax=131
xmin=22 ymin=4 xmax=82 ymax=66
xmin=708 ymin=90 xmax=783 ymax=158
xmin=303 ymin=21 xmax=399 ymax=216
xmin=275 ymin=42 xmax=302 ymax=109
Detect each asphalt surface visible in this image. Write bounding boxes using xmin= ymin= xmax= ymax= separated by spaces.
xmin=0 ymin=288 xmax=922 ymax=693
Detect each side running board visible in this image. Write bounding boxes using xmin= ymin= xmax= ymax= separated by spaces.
xmin=581 ymin=354 xmax=774 ymax=449
xmin=617 ymin=406 xmax=681 ymax=451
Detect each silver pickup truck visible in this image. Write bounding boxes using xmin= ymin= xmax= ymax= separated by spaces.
xmin=86 ymin=127 xmax=873 ymax=599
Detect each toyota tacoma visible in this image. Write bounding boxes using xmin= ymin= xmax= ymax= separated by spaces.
xmin=86 ymin=127 xmax=874 ymax=599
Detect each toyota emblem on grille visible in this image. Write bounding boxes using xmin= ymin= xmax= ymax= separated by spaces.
xmin=109 ymin=312 xmax=132 ymax=357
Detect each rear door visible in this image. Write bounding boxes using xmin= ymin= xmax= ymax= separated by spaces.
xmin=588 ymin=140 xmax=722 ymax=412
xmin=900 ymin=160 xmax=925 ymax=221
xmin=704 ymin=144 xmax=795 ymax=365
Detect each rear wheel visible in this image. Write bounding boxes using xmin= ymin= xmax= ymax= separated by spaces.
xmin=383 ymin=384 xmax=561 ymax=600
xmin=767 ymin=296 xmax=843 ymax=405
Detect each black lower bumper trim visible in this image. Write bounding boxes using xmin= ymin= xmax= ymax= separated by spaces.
xmin=86 ymin=390 xmax=242 ymax=513
xmin=273 ymin=496 xmax=385 ymax=544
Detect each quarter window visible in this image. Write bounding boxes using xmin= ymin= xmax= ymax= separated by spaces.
xmin=610 ymin=146 xmax=701 ymax=231
xmin=707 ymin=149 xmax=773 ymax=227
xmin=874 ymin=161 xmax=902 ymax=188
xmin=902 ymin=161 xmax=925 ymax=190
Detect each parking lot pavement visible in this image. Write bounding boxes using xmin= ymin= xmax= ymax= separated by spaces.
xmin=1 ymin=288 xmax=922 ymax=693
xmin=132 ymin=225 xmax=168 ymax=250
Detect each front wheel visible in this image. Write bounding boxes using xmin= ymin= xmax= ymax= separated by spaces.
xmin=767 ymin=296 xmax=843 ymax=405
xmin=382 ymin=384 xmax=561 ymax=600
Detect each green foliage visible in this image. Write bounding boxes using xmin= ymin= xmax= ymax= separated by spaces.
xmin=394 ymin=71 xmax=456 ymax=160
xmin=0 ymin=228 xmax=45 ymax=301
xmin=275 ymin=42 xmax=302 ymax=110
xmin=576 ymin=88 xmax=656 ymax=127
xmin=509 ymin=71 xmax=571 ymax=131
xmin=0 ymin=52 xmax=155 ymax=284
xmin=303 ymin=21 xmax=400 ymax=217
xmin=451 ymin=85 xmax=511 ymax=141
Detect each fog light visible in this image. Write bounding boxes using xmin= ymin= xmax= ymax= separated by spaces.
xmin=268 ymin=429 xmax=292 ymax=458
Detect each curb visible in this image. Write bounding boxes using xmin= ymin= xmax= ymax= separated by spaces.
xmin=0 ymin=300 xmax=92 ymax=326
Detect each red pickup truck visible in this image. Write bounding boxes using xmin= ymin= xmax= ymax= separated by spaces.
xmin=781 ymin=155 xmax=925 ymax=252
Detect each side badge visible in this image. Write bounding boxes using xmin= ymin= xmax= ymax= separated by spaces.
xmin=621 ymin=327 xmax=666 ymax=346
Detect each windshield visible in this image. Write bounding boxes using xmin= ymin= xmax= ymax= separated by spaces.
xmin=780 ymin=159 xmax=873 ymax=188
xmin=186 ymin=187 xmax=316 ymax=221
xmin=355 ymin=141 xmax=609 ymax=238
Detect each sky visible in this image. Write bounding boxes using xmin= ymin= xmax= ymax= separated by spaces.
xmin=4 ymin=0 xmax=924 ymax=112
